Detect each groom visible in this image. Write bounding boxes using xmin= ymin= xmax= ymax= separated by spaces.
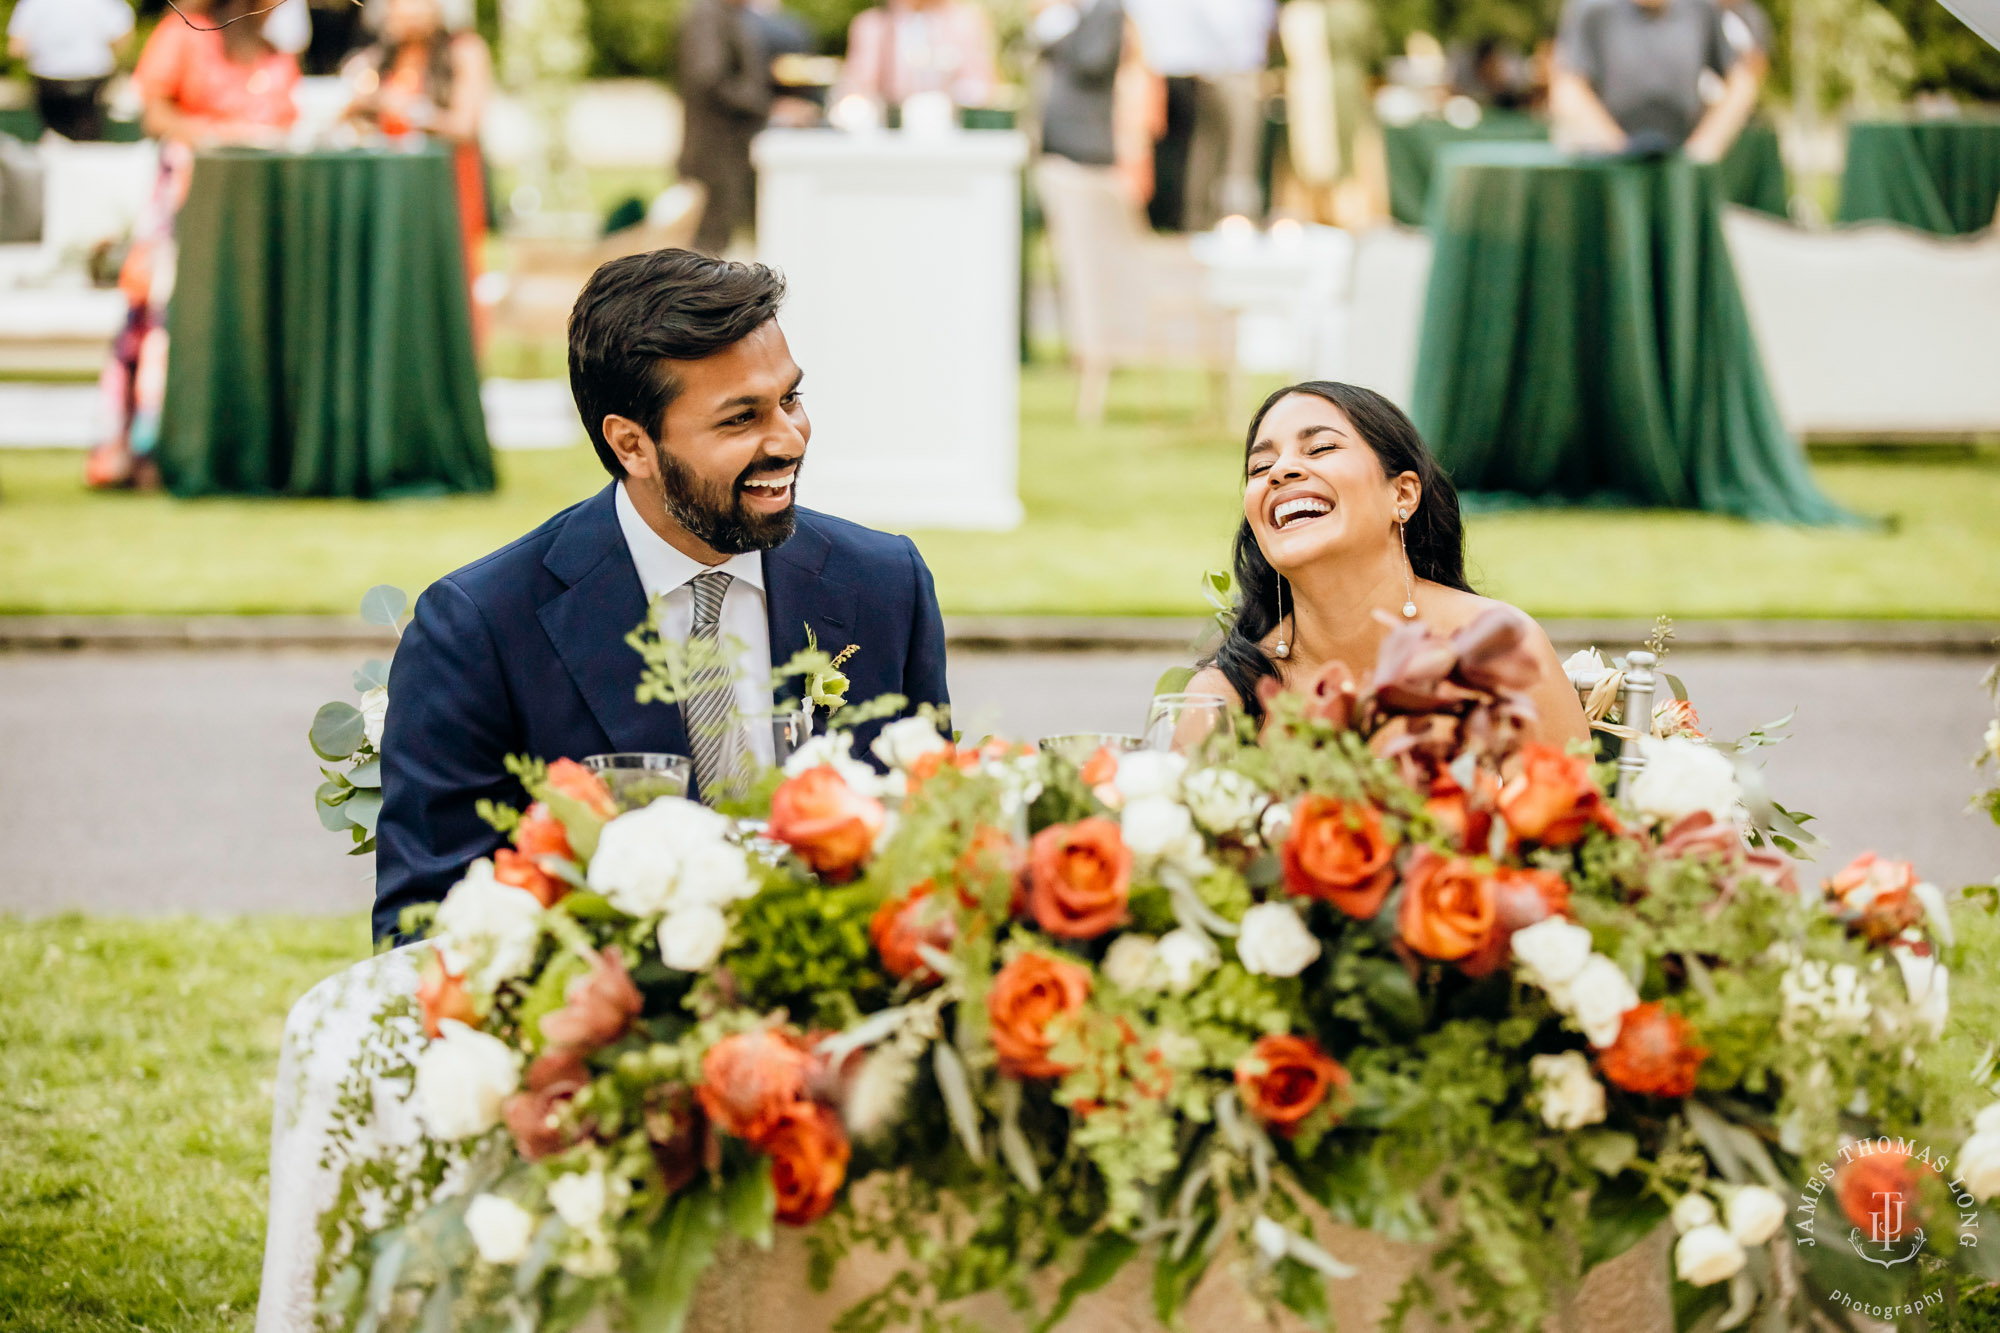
xmin=374 ymin=250 xmax=950 ymax=940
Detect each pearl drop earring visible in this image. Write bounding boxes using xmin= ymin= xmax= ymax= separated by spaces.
xmin=1273 ymin=577 xmax=1292 ymax=659
xmin=1398 ymin=509 xmax=1418 ymax=619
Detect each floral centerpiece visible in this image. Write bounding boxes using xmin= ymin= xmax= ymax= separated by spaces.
xmin=315 ymin=608 xmax=2000 ymax=1333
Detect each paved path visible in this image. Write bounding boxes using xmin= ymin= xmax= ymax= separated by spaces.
xmin=2 ymin=650 xmax=1995 ymax=917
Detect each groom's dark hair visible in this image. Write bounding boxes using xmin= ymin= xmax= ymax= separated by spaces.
xmin=568 ymin=249 xmax=788 ymax=478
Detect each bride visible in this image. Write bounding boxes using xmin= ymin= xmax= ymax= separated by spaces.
xmin=1186 ymin=380 xmax=1590 ymax=746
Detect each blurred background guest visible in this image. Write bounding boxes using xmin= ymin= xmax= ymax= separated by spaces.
xmin=1125 ymin=0 xmax=1276 ymax=230
xmin=1031 ymin=0 xmax=1125 ymax=170
xmin=1718 ymin=0 xmax=1775 ymax=80
xmin=678 ymin=0 xmax=773 ymax=255
xmin=5 ymin=0 xmax=134 ymax=142
xmin=836 ymin=0 xmax=999 ymax=112
xmin=1550 ymin=0 xmax=1758 ymax=160
xmin=87 ymin=0 xmax=300 ymax=489
xmin=343 ymin=0 xmax=492 ymax=307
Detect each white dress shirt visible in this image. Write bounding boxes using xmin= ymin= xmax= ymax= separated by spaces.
xmin=7 ymin=0 xmax=134 ymax=82
xmin=615 ymin=482 xmax=775 ymax=766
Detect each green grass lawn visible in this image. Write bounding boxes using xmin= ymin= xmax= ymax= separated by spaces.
xmin=2 ymin=367 xmax=1998 ymax=619
xmin=0 ymin=915 xmax=368 ymax=1333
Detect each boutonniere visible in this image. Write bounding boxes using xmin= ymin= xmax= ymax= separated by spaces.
xmin=803 ymin=628 xmax=859 ymax=718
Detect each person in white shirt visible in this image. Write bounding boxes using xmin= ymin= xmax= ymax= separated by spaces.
xmin=6 ymin=0 xmax=134 ymax=141
xmin=1124 ymin=0 xmax=1275 ymax=229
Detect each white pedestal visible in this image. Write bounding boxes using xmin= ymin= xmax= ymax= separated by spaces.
xmin=752 ymin=129 xmax=1028 ymax=531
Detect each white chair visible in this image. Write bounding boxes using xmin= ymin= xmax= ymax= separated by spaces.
xmin=1340 ymin=223 xmax=1432 ymax=411
xmin=1032 ymin=156 xmax=1236 ymax=423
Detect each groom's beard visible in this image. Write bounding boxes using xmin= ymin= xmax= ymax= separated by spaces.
xmin=655 ymin=443 xmax=802 ymax=556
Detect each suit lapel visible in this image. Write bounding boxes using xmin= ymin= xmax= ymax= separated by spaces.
xmin=537 ymin=485 xmax=689 ymax=756
xmin=764 ymin=511 xmax=856 ymax=708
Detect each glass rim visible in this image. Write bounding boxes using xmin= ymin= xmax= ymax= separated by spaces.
xmin=1149 ymin=692 xmax=1231 ymax=706
xmin=580 ymin=752 xmax=695 ymax=771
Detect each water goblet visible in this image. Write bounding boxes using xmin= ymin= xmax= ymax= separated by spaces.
xmin=581 ymin=753 xmax=694 ymax=810
xmin=1143 ymin=693 xmax=1230 ymax=753
xmin=1037 ymin=732 xmax=1145 ymax=768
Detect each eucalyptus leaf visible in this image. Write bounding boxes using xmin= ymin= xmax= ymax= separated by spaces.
xmin=1035 ymin=1232 xmax=1139 ymax=1333
xmin=348 ymin=758 xmax=383 ymax=789
xmin=932 ymin=1041 xmax=986 ymax=1164
xmin=997 ymin=1079 xmax=1043 ymax=1194
xmin=353 ymin=658 xmax=391 ymax=692
xmin=360 ymin=1234 xmax=410 ymax=1329
xmin=513 ymin=1218 xmax=564 ymax=1296
xmin=345 ymin=790 xmax=384 ymax=834
xmin=317 ymin=789 xmax=358 ymax=833
xmin=722 ymin=1165 xmax=775 ymax=1250
xmin=311 ymin=702 xmax=367 ymax=762
xmin=1576 ymin=1129 xmax=1639 ymax=1177
xmin=1154 ymin=666 xmax=1197 ymax=699
xmin=1684 ymin=1102 xmax=1748 ymax=1184
xmin=360 ymin=585 xmax=409 ymax=628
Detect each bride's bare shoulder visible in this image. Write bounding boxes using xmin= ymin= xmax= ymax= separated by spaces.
xmin=1185 ymin=665 xmax=1244 ymax=709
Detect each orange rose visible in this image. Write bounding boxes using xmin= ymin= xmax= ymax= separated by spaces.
xmin=1281 ymin=796 xmax=1398 ymax=918
xmin=1397 ymin=846 xmax=1498 ymax=962
xmin=955 ymin=823 xmax=1026 ymax=910
xmin=416 ymin=947 xmax=478 ymax=1039
xmin=1499 ymin=745 xmax=1616 ymax=847
xmin=515 ymin=802 xmax=574 ymax=861
xmin=1027 ymin=818 xmax=1132 ymax=939
xmin=768 ymin=766 xmax=887 ymax=880
xmin=1078 ymin=745 xmax=1121 ymax=788
xmin=870 ymin=883 xmax=956 ymax=984
xmin=1837 ymin=1145 xmax=1924 ymax=1242
xmin=503 ymin=1047 xmax=590 ymax=1161
xmin=1459 ymin=866 xmax=1570 ymax=977
xmin=1235 ymin=1034 xmax=1349 ymax=1136
xmin=988 ymin=952 xmax=1092 ymax=1079
xmin=495 ymin=847 xmax=567 ymax=909
xmin=1425 ymin=775 xmax=1494 ymax=855
xmin=698 ymin=1029 xmax=814 ymax=1146
xmin=546 ymin=758 xmax=618 ymax=820
xmin=1597 ymin=1002 xmax=1707 ymax=1099
xmin=1824 ymin=853 xmax=1926 ymax=945
xmin=764 ymin=1100 xmax=851 ymax=1226
xmin=540 ymin=947 xmax=644 ymax=1052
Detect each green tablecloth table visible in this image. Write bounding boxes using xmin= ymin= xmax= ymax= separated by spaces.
xmin=1386 ymin=114 xmax=1789 ymax=226
xmin=1837 ymin=117 xmax=2000 ymax=235
xmin=159 ymin=146 xmax=494 ymax=498
xmin=1409 ymin=143 xmax=1846 ymax=523
xmin=0 ymin=107 xmax=145 ymax=143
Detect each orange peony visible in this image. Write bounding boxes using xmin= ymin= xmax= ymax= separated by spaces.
xmin=768 ymin=766 xmax=887 ymax=880
xmin=1597 ymin=1003 xmax=1707 ymax=1099
xmin=870 ymin=883 xmax=956 ymax=983
xmin=1824 ymin=853 xmax=1926 ymax=945
xmin=1654 ymin=699 xmax=1704 ymax=739
xmin=698 ymin=1029 xmax=815 ymax=1146
xmin=416 ymin=947 xmax=478 ymax=1039
xmin=540 ymin=947 xmax=644 ymax=1052
xmin=514 ymin=802 xmax=574 ymax=861
xmin=1499 ymin=745 xmax=1616 ymax=847
xmin=546 ymin=758 xmax=618 ymax=820
xmin=1281 ymin=796 xmax=1398 ymax=918
xmin=1235 ymin=1034 xmax=1349 ymax=1136
xmin=1837 ymin=1145 xmax=1924 ymax=1242
xmin=1027 ymin=818 xmax=1132 ymax=938
xmin=495 ymin=847 xmax=567 ymax=908
xmin=1396 ymin=846 xmax=1498 ymax=962
xmin=988 ymin=952 xmax=1092 ymax=1079
xmin=764 ymin=1100 xmax=851 ymax=1226
xmin=1459 ymin=866 xmax=1570 ymax=977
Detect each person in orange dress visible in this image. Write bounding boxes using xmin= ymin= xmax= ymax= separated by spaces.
xmin=88 ymin=0 xmax=300 ymax=489
xmin=343 ymin=0 xmax=493 ymax=332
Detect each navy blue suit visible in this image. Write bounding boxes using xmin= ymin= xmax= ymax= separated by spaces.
xmin=374 ymin=484 xmax=949 ymax=940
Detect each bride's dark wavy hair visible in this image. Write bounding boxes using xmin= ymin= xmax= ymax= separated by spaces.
xmin=1212 ymin=382 xmax=1472 ymax=716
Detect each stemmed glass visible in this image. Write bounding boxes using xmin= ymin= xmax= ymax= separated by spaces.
xmin=581 ymin=753 xmax=694 ymax=810
xmin=1143 ymin=693 xmax=1230 ymax=753
xmin=1037 ymin=732 xmax=1145 ymax=766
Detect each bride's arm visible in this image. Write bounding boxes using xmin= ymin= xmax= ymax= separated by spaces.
xmin=1521 ymin=625 xmax=1592 ymax=749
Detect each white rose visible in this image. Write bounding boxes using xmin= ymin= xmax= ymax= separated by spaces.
xmin=1182 ymin=768 xmax=1265 ymax=838
xmin=358 ymin=685 xmax=389 ymax=751
xmin=1958 ymin=1130 xmax=2000 ymax=1202
xmin=1236 ymin=902 xmax=1322 ymax=978
xmin=1628 ymin=736 xmax=1741 ymax=826
xmin=547 ymin=1171 xmax=609 ymax=1232
xmin=1567 ymin=955 xmax=1641 ymax=1048
xmin=1528 ymin=1051 xmax=1606 ymax=1131
xmin=1115 ymin=750 xmax=1186 ymax=803
xmin=1724 ymin=1185 xmax=1788 ymax=1246
xmin=415 ymin=1019 xmax=519 ymax=1141
xmin=784 ymin=732 xmax=879 ymax=794
xmin=1561 ymin=648 xmax=1609 ymax=683
xmin=1892 ymin=949 xmax=1950 ymax=1037
xmin=1975 ymin=1103 xmax=2000 ymax=1136
xmin=658 ymin=903 xmax=729 ymax=971
xmin=870 ymin=717 xmax=950 ymax=771
xmin=1673 ymin=1224 xmax=1746 ymax=1287
xmin=1671 ymin=1192 xmax=1718 ymax=1234
xmin=434 ymin=861 xmax=545 ymax=993
xmin=1510 ymin=917 xmax=1594 ymax=996
xmin=588 ymin=798 xmax=749 ymax=916
xmin=1157 ymin=928 xmax=1220 ymax=992
xmin=1259 ymin=800 xmax=1294 ymax=848
xmin=465 ymin=1194 xmax=536 ymax=1265
xmin=1120 ymin=797 xmax=1207 ymax=876
xmin=1102 ymin=934 xmax=1162 ymax=991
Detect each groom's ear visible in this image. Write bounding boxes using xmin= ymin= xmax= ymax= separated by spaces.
xmin=602 ymin=415 xmax=660 ymax=481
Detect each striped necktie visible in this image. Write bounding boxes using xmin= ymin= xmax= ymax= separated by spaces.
xmin=685 ymin=570 xmax=742 ymax=804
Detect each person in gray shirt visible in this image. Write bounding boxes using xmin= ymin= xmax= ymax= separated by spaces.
xmin=1550 ymin=0 xmax=1759 ymax=160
